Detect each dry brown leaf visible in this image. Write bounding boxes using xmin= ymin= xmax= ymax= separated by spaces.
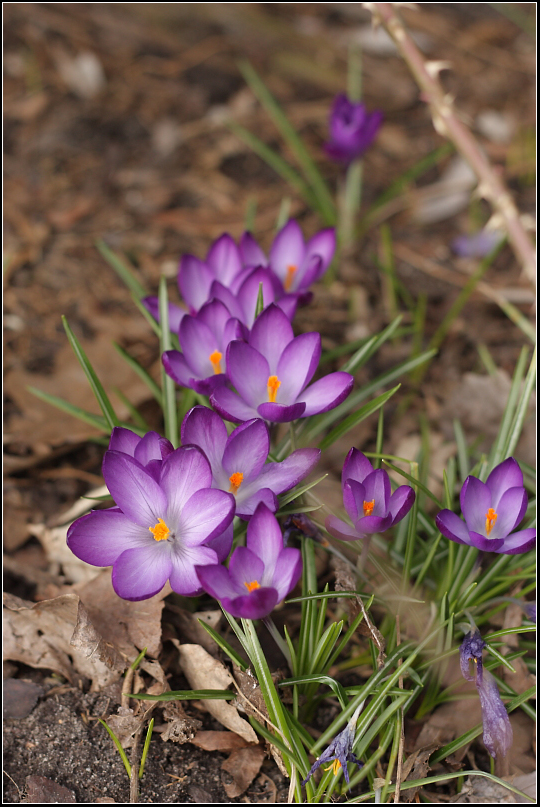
xmin=175 ymin=643 xmax=258 ymax=744
xmin=170 ymin=606 xmax=223 ymax=656
xmin=453 ymin=774 xmax=520 ymax=803
xmin=221 ymin=746 xmax=266 ymax=798
xmin=28 ymin=522 xmax=101 ymax=585
xmin=191 ymin=730 xmax=249 ymax=753
xmin=159 ymin=701 xmax=202 ymax=744
xmin=401 ymin=741 xmax=440 ymax=802
xmin=106 ymin=707 xmax=143 ymax=750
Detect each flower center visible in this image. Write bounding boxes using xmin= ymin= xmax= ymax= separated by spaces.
xmin=209 ymin=350 xmax=223 ymax=375
xmin=284 ymin=264 xmax=297 ymax=291
xmin=228 ymin=472 xmax=244 ymax=495
xmin=244 ymin=580 xmax=261 ymax=593
xmin=324 ymin=759 xmax=342 ymax=776
xmin=485 ymin=508 xmax=498 ymax=535
xmin=149 ymin=517 xmax=170 ymax=542
xmin=363 ymin=499 xmax=375 ymax=516
xmin=267 ymin=375 xmax=281 ymax=403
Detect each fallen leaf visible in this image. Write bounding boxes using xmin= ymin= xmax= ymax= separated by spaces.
xmin=28 ymin=522 xmax=101 ymax=585
xmin=191 ymin=730 xmax=249 ymax=753
xmin=221 ymin=746 xmax=266 ymax=798
xmin=401 ymin=741 xmax=440 ymax=802
xmin=454 ymin=774 xmax=519 ymax=803
xmin=25 ymin=775 xmax=76 ymax=803
xmin=159 ymin=701 xmax=202 ymax=744
xmin=171 ymin=606 xmax=223 ymax=656
xmin=175 ymin=643 xmax=258 ymax=744
xmin=3 ymin=679 xmax=44 ymax=720
xmin=106 ymin=706 xmax=143 ymax=750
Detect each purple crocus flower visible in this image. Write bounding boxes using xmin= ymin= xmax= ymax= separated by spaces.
xmin=107 ymin=427 xmax=173 ymax=481
xmin=196 ymin=503 xmax=302 ymax=620
xmin=324 ymin=94 xmax=383 ymax=165
xmin=210 ymin=266 xmax=298 ymax=328
xmin=325 ymin=449 xmax=415 ymax=542
xmin=240 ymin=221 xmax=336 ymax=302
xmin=302 ymin=711 xmax=363 ymax=787
xmin=162 ymin=299 xmax=243 ymax=395
xmin=67 ymin=444 xmax=235 ymax=600
xmin=210 ymin=303 xmax=353 ymax=424
xmin=181 ymin=406 xmax=320 ymax=517
xmin=141 ymin=296 xmax=187 ymax=332
xmin=460 ymin=630 xmax=513 ymax=759
xmin=452 ymin=229 xmax=504 ymax=258
xmin=436 ymin=458 xmax=535 ymax=554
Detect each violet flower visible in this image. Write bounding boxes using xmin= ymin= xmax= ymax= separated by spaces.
xmin=240 ymin=220 xmax=336 ymax=302
xmin=108 ymin=427 xmax=173 ymax=481
xmin=196 ymin=503 xmax=302 ymax=620
xmin=302 ymin=708 xmax=363 ymax=787
xmin=325 ymin=448 xmax=415 ymax=542
xmin=67 ymin=444 xmax=235 ymax=600
xmin=460 ymin=630 xmax=513 ymax=759
xmin=162 ymin=299 xmax=243 ymax=395
xmin=436 ymin=458 xmax=535 ymax=554
xmin=324 ymin=94 xmax=383 ymax=165
xmin=451 ymin=228 xmax=504 ymax=258
xmin=210 ymin=303 xmax=353 ymax=423
xmin=181 ymin=406 xmax=320 ymax=517
xmin=210 ymin=265 xmax=298 ymax=329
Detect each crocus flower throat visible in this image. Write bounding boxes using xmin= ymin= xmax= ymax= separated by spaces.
xmin=363 ymin=499 xmax=375 ymax=516
xmin=149 ymin=517 xmax=170 ymax=542
xmin=486 ymin=507 xmax=497 ymax=535
xmin=267 ymin=375 xmax=281 ymax=403
xmin=228 ymin=471 xmax=243 ymax=494
xmin=209 ymin=350 xmax=223 ymax=374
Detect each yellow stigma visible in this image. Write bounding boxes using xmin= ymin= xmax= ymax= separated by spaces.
xmin=284 ymin=264 xmax=297 ymax=291
xmin=485 ymin=508 xmax=498 ymax=535
xmin=267 ymin=375 xmax=281 ymax=403
xmin=363 ymin=499 xmax=375 ymax=517
xmin=209 ymin=350 xmax=223 ymax=375
xmin=244 ymin=580 xmax=261 ymax=593
xmin=324 ymin=759 xmax=342 ymax=776
xmin=228 ymin=472 xmax=244 ymax=495
xmin=149 ymin=517 xmax=170 ymax=542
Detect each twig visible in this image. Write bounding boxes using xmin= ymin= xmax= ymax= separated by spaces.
xmin=365 ymin=3 xmax=536 ymax=285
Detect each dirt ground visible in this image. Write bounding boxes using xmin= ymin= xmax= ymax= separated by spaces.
xmin=3 ymin=3 xmax=536 ymax=803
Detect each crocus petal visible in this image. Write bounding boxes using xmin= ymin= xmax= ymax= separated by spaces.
xmin=277 ymin=332 xmax=321 ymax=403
xmin=134 ymin=432 xmax=166 ymax=467
xmin=103 ymin=452 xmax=166 ymax=527
xmin=229 ymin=546 xmax=265 ymax=593
xmin=342 ymin=448 xmax=374 ymax=487
xmin=206 ymin=233 xmax=242 ymax=285
xmin=462 ymin=476 xmax=491 ymax=535
xmin=222 ymin=418 xmax=269 ymax=482
xmin=162 ymin=350 xmax=193 ymax=388
xmin=178 ymin=255 xmax=214 ymax=312
xmin=249 ymin=304 xmax=294 ymax=372
xmin=196 ymin=563 xmax=238 ymax=600
xmin=388 ymin=486 xmax=415 ymax=525
xmin=142 ymin=296 xmax=186 ymax=332
xmin=271 ymin=547 xmax=302 ymax=600
xmin=343 ymin=479 xmax=366 ymax=523
xmin=269 ymin=220 xmax=305 ymax=284
xmin=220 ymin=587 xmax=279 ymax=620
xmin=294 ymin=254 xmax=323 ymax=291
xmin=179 ymin=316 xmax=221 ymax=377
xmin=236 ymin=488 xmax=278 ymax=519
xmin=255 ymin=448 xmax=321 ymax=495
xmin=277 ymin=294 xmax=299 ymax=321
xmin=497 ymin=528 xmax=536 ymax=555
xmin=304 ymin=228 xmax=336 ymax=274
xmin=298 ymin=372 xmax=353 ymax=416
xmin=362 ymin=469 xmax=391 ymax=517
xmin=239 ymin=231 xmax=267 ymax=268
xmin=67 ymin=509 xmax=150 ymax=567
xmin=108 ymin=427 xmax=141 ymax=456
xmin=209 ymin=280 xmax=244 ymax=321
xmin=246 ymin=503 xmax=284 ymax=580
xmin=169 ymin=544 xmax=218 ymax=596
xmin=210 ymin=387 xmax=260 ymax=423
xmin=257 ymin=401 xmax=307 ymax=423
xmin=489 ymin=487 xmax=527 ymax=539
xmin=436 ymin=510 xmax=471 ymax=545
xmin=325 ymin=515 xmax=360 ymax=542
xmin=112 ymin=545 xmax=172 ymax=601
xmin=226 ymin=341 xmax=269 ymax=409
xmin=485 ymin=458 xmax=523 ymax=508
xmin=205 ymin=522 xmax=234 ymax=562
xmin=236 ymin=267 xmax=277 ymax=329
xmin=178 ymin=487 xmax=235 ymax=546
xmin=196 ymin=298 xmax=236 ymax=343
xmin=477 ymin=670 xmax=513 ymax=759
xmin=160 ymin=445 xmax=212 ymax=520
xmin=467 ymin=531 xmax=505 ymax=552
xmin=354 ymin=514 xmax=392 ymax=535
xmin=181 ymin=405 xmax=228 ymax=479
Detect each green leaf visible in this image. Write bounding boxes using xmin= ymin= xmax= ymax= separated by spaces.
xmin=318 ymin=385 xmax=400 ymax=451
xmin=280 ymin=674 xmax=349 ymax=710
xmin=27 ymin=387 xmax=111 ymax=432
xmin=98 ymin=719 xmax=132 ymax=778
xmin=382 ymin=460 xmax=443 ymax=508
xmin=505 ymin=345 xmax=536 ymax=458
xmin=486 ymin=345 xmax=529 ymax=475
xmin=62 ymin=316 xmax=120 ymax=431
xmin=197 ymin=619 xmax=248 ymax=670
xmin=278 ymin=473 xmax=328 ymax=507
xmin=130 ymin=689 xmax=235 ymax=701
xmin=254 ymin=281 xmax=265 ymax=319
xmin=159 ymin=278 xmax=178 ymax=447
xmin=139 ymin=718 xmax=154 ymax=779
xmin=96 ymin=239 xmax=147 ymax=299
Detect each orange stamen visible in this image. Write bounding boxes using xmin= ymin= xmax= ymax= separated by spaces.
xmin=244 ymin=580 xmax=261 ymax=593
xmin=363 ymin=499 xmax=375 ymax=517
xmin=209 ymin=350 xmax=223 ymax=375
xmin=267 ymin=375 xmax=281 ymax=403
xmin=284 ymin=264 xmax=297 ymax=291
xmin=324 ymin=759 xmax=342 ymax=776
xmin=485 ymin=508 xmax=498 ymax=535
xmin=228 ymin=472 xmax=244 ymax=495
xmin=149 ymin=517 xmax=170 ymax=542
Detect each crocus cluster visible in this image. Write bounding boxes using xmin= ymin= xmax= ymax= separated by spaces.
xmin=67 ymin=416 xmax=318 ymax=611
xmin=460 ymin=629 xmax=513 ymax=759
xmin=436 ymin=458 xmax=535 ymax=554
xmin=325 ymin=448 xmax=415 ymax=542
xmin=324 ymin=94 xmax=383 ymax=166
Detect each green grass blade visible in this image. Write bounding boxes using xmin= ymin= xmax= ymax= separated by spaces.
xmin=158 ymin=278 xmax=178 ymax=447
xmin=318 ymin=385 xmax=400 ymax=451
xmin=197 ymin=619 xmax=248 ymax=670
xmin=96 ymin=239 xmax=147 ymax=299
xmin=487 ymin=345 xmax=529 ymax=474
xmin=505 ymin=345 xmax=536 ymax=458
xmin=98 ymin=719 xmax=132 ymax=778
xmin=131 ymin=294 xmax=162 ymax=338
xmin=280 ymin=675 xmax=349 ymax=710
xmin=138 ymin=718 xmax=154 ymax=779
xmin=27 ymin=387 xmax=111 ymax=432
xmin=113 ymin=342 xmax=163 ymax=406
xmin=62 ymin=316 xmax=120 ymax=431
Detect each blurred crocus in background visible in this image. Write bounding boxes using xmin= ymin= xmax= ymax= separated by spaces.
xmin=436 ymin=458 xmax=535 ymax=554
xmin=451 ymin=228 xmax=505 ymax=258
xmin=460 ymin=629 xmax=513 ymax=759
xmin=324 ymin=94 xmax=383 ymax=165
